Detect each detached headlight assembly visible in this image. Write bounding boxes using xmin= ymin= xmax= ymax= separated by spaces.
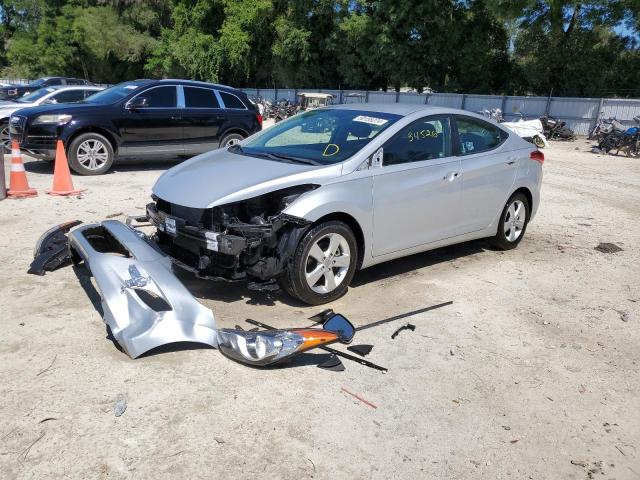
xmin=217 ymin=328 xmax=339 ymax=366
xmin=33 ymin=114 xmax=72 ymax=125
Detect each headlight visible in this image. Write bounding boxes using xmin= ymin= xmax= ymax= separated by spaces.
xmin=33 ymin=114 xmax=72 ymax=125
xmin=216 ymin=328 xmax=338 ymax=366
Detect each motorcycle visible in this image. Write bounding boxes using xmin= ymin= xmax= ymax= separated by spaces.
xmin=541 ymin=116 xmax=576 ymax=141
xmin=597 ymin=116 xmax=640 ymax=157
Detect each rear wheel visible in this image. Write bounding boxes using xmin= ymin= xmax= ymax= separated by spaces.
xmin=219 ymin=132 xmax=245 ymax=148
xmin=280 ymin=221 xmax=358 ymax=305
xmin=492 ymin=192 xmax=530 ymax=250
xmin=68 ymin=132 xmax=114 ymax=175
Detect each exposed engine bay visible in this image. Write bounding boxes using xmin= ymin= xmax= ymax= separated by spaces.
xmin=146 ymin=185 xmax=316 ymax=283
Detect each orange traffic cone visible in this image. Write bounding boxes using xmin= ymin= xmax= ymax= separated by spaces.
xmin=47 ymin=140 xmax=82 ymax=196
xmin=7 ymin=140 xmax=37 ymax=198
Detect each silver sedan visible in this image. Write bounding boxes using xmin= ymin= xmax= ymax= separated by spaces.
xmin=150 ymin=104 xmax=543 ymax=305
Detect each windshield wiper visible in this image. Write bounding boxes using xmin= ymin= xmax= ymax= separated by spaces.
xmin=230 ymin=146 xmax=319 ymax=166
xmin=264 ymin=152 xmax=320 ymax=166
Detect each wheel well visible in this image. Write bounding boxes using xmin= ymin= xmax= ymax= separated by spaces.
xmin=512 ymin=187 xmax=532 ymax=209
xmin=67 ymin=128 xmax=118 ymax=154
xmin=219 ymin=127 xmax=249 ymax=141
xmin=312 ymin=212 xmax=365 ymax=270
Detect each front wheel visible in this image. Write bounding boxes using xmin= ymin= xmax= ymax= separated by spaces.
xmin=492 ymin=192 xmax=530 ymax=250
xmin=533 ymin=135 xmax=546 ymax=148
xmin=68 ymin=133 xmax=114 ymax=175
xmin=1 ymin=121 xmax=10 ymax=153
xmin=279 ymin=221 xmax=358 ymax=305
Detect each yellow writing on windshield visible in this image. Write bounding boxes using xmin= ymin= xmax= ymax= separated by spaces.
xmin=408 ymin=129 xmax=439 ymax=142
xmin=322 ymin=143 xmax=340 ymax=156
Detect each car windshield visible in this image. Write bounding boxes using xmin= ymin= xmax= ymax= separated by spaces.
xmin=239 ymin=109 xmax=401 ymax=165
xmin=84 ymin=82 xmax=147 ymax=105
xmin=16 ymin=87 xmax=56 ymax=103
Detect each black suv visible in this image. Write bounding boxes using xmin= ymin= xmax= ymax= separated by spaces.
xmin=0 ymin=77 xmax=91 ymax=100
xmin=10 ymin=79 xmax=262 ymax=175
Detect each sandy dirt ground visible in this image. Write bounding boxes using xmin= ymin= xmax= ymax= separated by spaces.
xmin=0 ymin=141 xmax=639 ymax=480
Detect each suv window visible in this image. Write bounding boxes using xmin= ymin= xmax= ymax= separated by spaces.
xmin=219 ymin=91 xmax=246 ymax=109
xmin=383 ymin=116 xmax=452 ymax=166
xmin=455 ymin=116 xmax=506 ymax=154
xmin=49 ymin=90 xmax=85 ymax=103
xmin=139 ymin=86 xmax=177 ymax=108
xmin=45 ymin=78 xmax=63 ymax=86
xmin=66 ymin=79 xmax=85 ymax=85
xmin=184 ymin=87 xmax=220 ymax=108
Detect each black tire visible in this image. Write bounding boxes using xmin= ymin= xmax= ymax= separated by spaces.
xmin=68 ymin=132 xmax=114 ymax=175
xmin=219 ymin=132 xmax=245 ymax=149
xmin=279 ymin=221 xmax=358 ymax=305
xmin=492 ymin=192 xmax=530 ymax=250
xmin=1 ymin=121 xmax=10 ymax=153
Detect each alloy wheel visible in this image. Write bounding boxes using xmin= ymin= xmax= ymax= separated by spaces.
xmin=0 ymin=124 xmax=10 ymax=151
xmin=76 ymin=139 xmax=109 ymax=171
xmin=504 ymin=199 xmax=526 ymax=242
xmin=225 ymin=137 xmax=241 ymax=147
xmin=304 ymin=232 xmax=351 ymax=294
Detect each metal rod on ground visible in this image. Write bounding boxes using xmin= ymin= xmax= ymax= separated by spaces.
xmin=245 ymin=319 xmax=388 ymax=372
xmin=354 ymin=301 xmax=453 ymax=332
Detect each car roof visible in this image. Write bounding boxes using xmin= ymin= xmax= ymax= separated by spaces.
xmin=131 ymin=79 xmax=243 ymax=93
xmin=328 ymin=102 xmax=491 ymax=119
xmin=46 ymin=85 xmax=102 ymax=91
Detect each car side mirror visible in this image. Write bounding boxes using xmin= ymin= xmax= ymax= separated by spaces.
xmin=44 ymin=98 xmax=57 ymax=104
xmin=370 ymin=147 xmax=383 ymax=169
xmin=126 ymin=97 xmax=148 ymax=110
xmin=322 ymin=313 xmax=355 ymax=344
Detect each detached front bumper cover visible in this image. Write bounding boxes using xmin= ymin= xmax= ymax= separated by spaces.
xmin=68 ymin=220 xmax=217 ymax=358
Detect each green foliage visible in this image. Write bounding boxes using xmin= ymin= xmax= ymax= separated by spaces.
xmin=0 ymin=0 xmax=638 ymax=96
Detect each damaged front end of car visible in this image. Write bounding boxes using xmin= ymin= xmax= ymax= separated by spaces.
xmin=146 ymin=185 xmax=317 ymax=284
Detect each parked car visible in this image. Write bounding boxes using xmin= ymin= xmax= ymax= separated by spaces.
xmin=0 ymin=85 xmax=103 ymax=152
xmin=146 ymin=104 xmax=543 ymax=305
xmin=10 ymin=79 xmax=262 ymax=175
xmin=0 ymin=77 xmax=91 ymax=101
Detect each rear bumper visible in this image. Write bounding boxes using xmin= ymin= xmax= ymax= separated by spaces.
xmin=68 ymin=220 xmax=217 ymax=358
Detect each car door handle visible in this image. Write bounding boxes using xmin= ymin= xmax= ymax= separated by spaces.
xmin=506 ymin=157 xmax=517 ymax=165
xmin=170 ymin=115 xmax=180 ymax=120
xmin=443 ymin=171 xmax=461 ymax=182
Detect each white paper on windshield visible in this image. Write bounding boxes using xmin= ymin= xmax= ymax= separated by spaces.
xmin=353 ymin=115 xmax=388 ymax=126
xmin=124 ymin=85 xmax=139 ymax=90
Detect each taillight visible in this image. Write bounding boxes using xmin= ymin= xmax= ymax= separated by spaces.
xmin=530 ymin=150 xmax=544 ymax=165
xmin=256 ymin=113 xmax=263 ymax=127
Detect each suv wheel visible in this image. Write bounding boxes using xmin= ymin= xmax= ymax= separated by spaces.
xmin=219 ymin=132 xmax=245 ymax=148
xmin=68 ymin=133 xmax=114 ymax=175
xmin=492 ymin=192 xmax=530 ymax=250
xmin=280 ymin=221 xmax=358 ymax=305
xmin=1 ymin=121 xmax=10 ymax=153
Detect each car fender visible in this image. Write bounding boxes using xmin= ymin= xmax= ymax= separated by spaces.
xmin=283 ymin=172 xmax=374 ymax=266
xmin=60 ymin=119 xmax=123 ymax=150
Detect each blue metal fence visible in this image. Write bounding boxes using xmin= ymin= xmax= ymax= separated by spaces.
xmin=241 ymin=88 xmax=640 ymax=135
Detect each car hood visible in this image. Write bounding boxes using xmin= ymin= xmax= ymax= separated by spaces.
xmin=13 ymin=102 xmax=103 ymax=117
xmin=0 ymin=102 xmax=35 ymax=114
xmin=152 ymin=148 xmax=341 ymax=209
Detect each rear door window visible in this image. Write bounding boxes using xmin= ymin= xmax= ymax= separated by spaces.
xmin=184 ymin=87 xmax=220 ymax=108
xmin=219 ymin=91 xmax=246 ymax=109
xmin=454 ymin=116 xmax=507 ymax=155
xmin=139 ymin=86 xmax=177 ymax=108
